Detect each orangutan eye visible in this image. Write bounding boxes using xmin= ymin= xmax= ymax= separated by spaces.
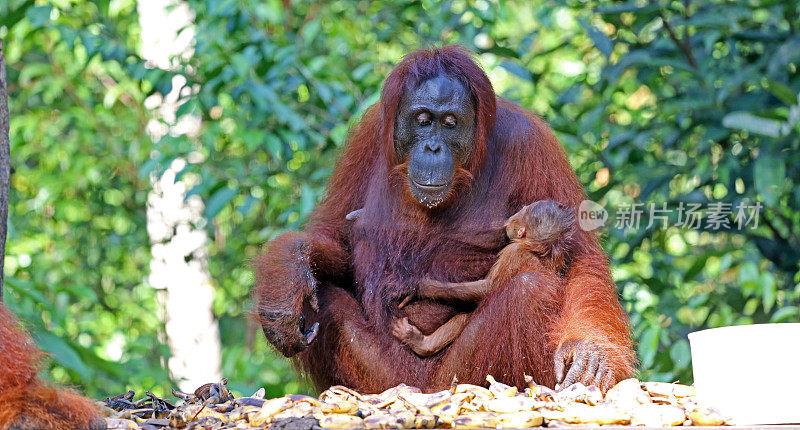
xmin=417 ymin=112 xmax=432 ymax=126
xmin=443 ymin=115 xmax=457 ymax=128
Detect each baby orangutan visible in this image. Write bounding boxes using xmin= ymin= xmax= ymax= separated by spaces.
xmin=385 ymin=200 xmax=576 ymax=357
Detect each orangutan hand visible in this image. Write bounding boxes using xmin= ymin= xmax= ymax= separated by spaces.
xmin=255 ymin=248 xmax=320 ymax=357
xmin=554 ymin=339 xmax=619 ymax=392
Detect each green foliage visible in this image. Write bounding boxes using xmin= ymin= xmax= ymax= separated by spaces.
xmin=551 ymin=0 xmax=800 ymax=383
xmin=2 ymin=0 xmax=171 ymax=397
xmin=1 ymin=0 xmax=798 ymax=397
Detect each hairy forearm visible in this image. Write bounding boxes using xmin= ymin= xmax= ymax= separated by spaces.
xmin=252 ymin=232 xmax=315 ymax=312
xmin=419 ymin=278 xmax=492 ymax=303
xmin=307 ymin=232 xmax=351 ymax=281
xmin=255 ymin=230 xmax=351 ymax=294
xmin=555 ymin=245 xmax=631 ymax=350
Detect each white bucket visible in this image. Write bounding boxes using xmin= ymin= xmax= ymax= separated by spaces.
xmin=688 ymin=323 xmax=800 ymax=425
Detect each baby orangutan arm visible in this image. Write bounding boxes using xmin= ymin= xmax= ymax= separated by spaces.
xmin=398 ymin=278 xmax=492 ymax=308
xmin=391 ymin=313 xmax=471 ymax=357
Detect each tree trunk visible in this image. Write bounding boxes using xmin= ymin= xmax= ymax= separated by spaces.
xmin=0 ymin=39 xmax=11 ymax=300
xmin=137 ymin=0 xmax=222 ymax=391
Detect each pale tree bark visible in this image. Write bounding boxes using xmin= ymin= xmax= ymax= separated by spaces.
xmin=137 ymin=0 xmax=222 ymax=391
xmin=0 ymin=39 xmax=10 ymax=299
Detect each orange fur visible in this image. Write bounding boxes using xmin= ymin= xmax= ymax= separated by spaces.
xmin=253 ymin=46 xmax=635 ymax=393
xmin=391 ymin=201 xmax=578 ymax=358
xmin=0 ymin=305 xmax=103 ymax=430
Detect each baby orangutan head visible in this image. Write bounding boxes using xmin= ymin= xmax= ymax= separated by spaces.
xmin=505 ymin=200 xmax=576 ymax=253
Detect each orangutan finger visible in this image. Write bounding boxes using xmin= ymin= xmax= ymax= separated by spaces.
xmin=597 ymin=367 xmax=615 ymax=393
xmin=554 ymin=351 xmax=569 ymax=384
xmin=580 ymin=355 xmax=601 ymax=387
xmin=308 ymin=291 xmax=319 ymax=312
xmin=562 ymin=354 xmax=588 ymax=388
xmin=592 ymin=366 xmax=607 ymax=391
xmin=398 ymin=295 xmax=413 ymax=309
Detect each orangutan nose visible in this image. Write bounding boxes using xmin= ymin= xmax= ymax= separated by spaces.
xmin=424 ymin=138 xmax=442 ymax=154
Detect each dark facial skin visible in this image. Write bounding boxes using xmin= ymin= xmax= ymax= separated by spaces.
xmin=394 ymin=74 xmax=476 ymax=208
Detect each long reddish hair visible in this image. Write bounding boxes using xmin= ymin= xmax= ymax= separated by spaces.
xmin=379 ymin=45 xmax=497 ymax=172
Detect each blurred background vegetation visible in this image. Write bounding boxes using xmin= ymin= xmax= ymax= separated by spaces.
xmin=1 ymin=0 xmax=798 ymax=399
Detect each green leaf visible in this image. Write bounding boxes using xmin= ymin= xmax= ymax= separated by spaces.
xmin=766 ymin=80 xmax=798 ymax=106
xmin=32 ymin=332 xmax=91 ymax=380
xmin=759 ymin=272 xmax=776 ymax=313
xmin=770 ymin=306 xmax=799 ymax=323
xmin=499 ymin=61 xmax=533 ymax=82
xmin=768 ymin=38 xmax=800 ymax=76
xmin=722 ymin=111 xmax=783 ymax=138
xmin=639 ymin=325 xmax=661 ymax=368
xmin=685 ymin=12 xmax=731 ymax=30
xmin=488 ymin=45 xmax=519 ymax=59
xmin=237 ymin=195 xmax=258 ymax=216
xmin=264 ymin=134 xmax=283 ymax=159
xmin=4 ymin=276 xmax=48 ymax=304
xmin=25 ymin=5 xmax=51 ymax=28
xmin=669 ymin=340 xmax=691 ymax=370
xmin=684 ymin=254 xmax=710 ymax=281
xmin=739 ymin=261 xmax=759 ymax=297
xmin=138 ymin=157 xmax=161 ymax=179
xmin=301 ymin=19 xmax=322 ymax=42
xmin=351 ymin=63 xmax=373 ymax=81
xmin=4 ymin=0 xmax=36 ymax=31
xmin=579 ymin=19 xmax=613 ymax=59
xmin=596 ymin=2 xmax=660 ymax=15
xmin=300 ymin=184 xmax=316 ymax=215
xmin=753 ymin=153 xmax=786 ymax=207
xmin=204 ymin=185 xmax=239 ymax=220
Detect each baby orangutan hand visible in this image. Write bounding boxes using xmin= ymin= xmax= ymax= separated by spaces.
xmin=398 ymin=278 xmax=449 ymax=309
xmin=391 ymin=318 xmax=425 ymax=348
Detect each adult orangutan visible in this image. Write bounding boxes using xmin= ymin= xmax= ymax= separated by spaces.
xmin=0 ymin=304 xmax=104 ymax=430
xmin=253 ymin=45 xmax=634 ymax=393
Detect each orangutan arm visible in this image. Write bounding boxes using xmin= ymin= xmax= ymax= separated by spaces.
xmin=552 ymin=233 xmax=635 ymax=390
xmin=391 ymin=313 xmax=471 ymax=357
xmin=252 ymin=107 xmax=383 ymax=357
xmin=399 ymin=278 xmax=492 ymax=309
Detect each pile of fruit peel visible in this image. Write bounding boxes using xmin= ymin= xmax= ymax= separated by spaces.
xmin=100 ymin=375 xmax=730 ymax=429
